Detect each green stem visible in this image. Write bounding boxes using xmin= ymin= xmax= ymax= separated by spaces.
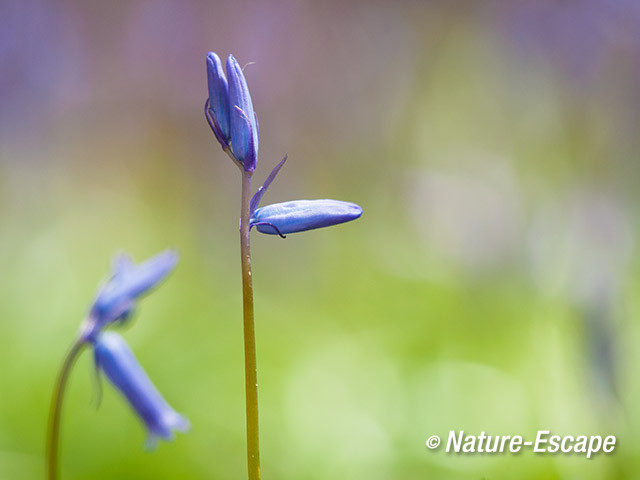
xmin=46 ymin=338 xmax=86 ymax=480
xmin=240 ymin=170 xmax=260 ymax=480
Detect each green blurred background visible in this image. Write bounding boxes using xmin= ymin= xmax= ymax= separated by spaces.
xmin=1 ymin=1 xmax=639 ymax=479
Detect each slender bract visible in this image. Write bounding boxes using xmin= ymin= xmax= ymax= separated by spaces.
xmin=249 ymin=155 xmax=287 ymax=215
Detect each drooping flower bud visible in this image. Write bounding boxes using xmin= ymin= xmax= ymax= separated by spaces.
xmin=93 ymin=332 xmax=190 ymax=448
xmin=250 ymin=199 xmax=362 ymax=237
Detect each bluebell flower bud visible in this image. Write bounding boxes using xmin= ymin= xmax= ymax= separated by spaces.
xmin=93 ymin=332 xmax=189 ymax=448
xmin=250 ymin=199 xmax=362 ymax=236
xmin=206 ymin=52 xmax=231 ymax=147
xmin=84 ymin=251 xmax=178 ymax=342
xmin=227 ymin=54 xmax=259 ymax=172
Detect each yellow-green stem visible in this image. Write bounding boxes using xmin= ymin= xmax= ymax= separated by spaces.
xmin=46 ymin=338 xmax=85 ymax=480
xmin=240 ymin=170 xmax=260 ymax=480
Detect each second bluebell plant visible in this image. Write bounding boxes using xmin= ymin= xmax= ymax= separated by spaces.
xmin=47 ymin=251 xmax=187 ymax=480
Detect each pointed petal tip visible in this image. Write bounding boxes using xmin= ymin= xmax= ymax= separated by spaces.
xmin=166 ymin=411 xmax=191 ymax=433
xmin=157 ymin=249 xmax=179 ymax=267
xmin=206 ymin=52 xmax=224 ymax=76
xmin=343 ymin=201 xmax=363 ymax=218
xmin=226 ymin=54 xmax=241 ymax=75
xmin=136 ymin=249 xmax=179 ymax=280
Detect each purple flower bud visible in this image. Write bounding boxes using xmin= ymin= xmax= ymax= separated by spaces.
xmin=206 ymin=52 xmax=231 ymax=146
xmin=85 ymin=251 xmax=178 ymax=341
xmin=250 ymin=199 xmax=362 ymax=236
xmin=93 ymin=332 xmax=189 ymax=447
xmin=227 ymin=54 xmax=259 ymax=172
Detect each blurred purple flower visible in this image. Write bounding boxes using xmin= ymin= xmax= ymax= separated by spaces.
xmin=83 ymin=250 xmax=178 ymax=342
xmin=93 ymin=332 xmax=189 ymax=448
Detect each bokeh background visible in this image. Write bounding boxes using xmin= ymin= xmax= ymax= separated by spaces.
xmin=1 ymin=1 xmax=639 ymax=479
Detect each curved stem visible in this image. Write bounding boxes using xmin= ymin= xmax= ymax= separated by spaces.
xmin=240 ymin=170 xmax=260 ymax=480
xmin=46 ymin=338 xmax=86 ymax=480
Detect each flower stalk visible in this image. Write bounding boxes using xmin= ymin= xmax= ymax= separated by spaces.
xmin=240 ymin=169 xmax=261 ymax=480
xmin=46 ymin=337 xmax=85 ymax=480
